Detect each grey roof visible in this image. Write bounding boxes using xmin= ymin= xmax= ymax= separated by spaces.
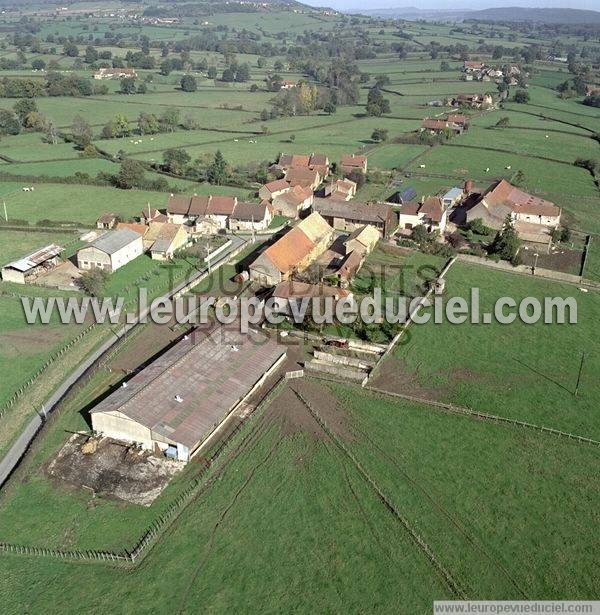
xmin=3 ymin=244 xmax=62 ymax=272
xmin=313 ymin=198 xmax=391 ymax=224
xmin=399 ymin=187 xmax=417 ymax=202
xmin=88 ymin=229 xmax=141 ymax=255
xmin=90 ymin=326 xmax=285 ymax=449
xmin=443 ymin=187 xmax=464 ymax=202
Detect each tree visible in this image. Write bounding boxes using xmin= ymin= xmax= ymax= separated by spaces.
xmin=180 ymin=74 xmax=197 ymax=92
xmin=495 ymin=116 xmax=510 ymax=128
xmin=488 ymin=214 xmax=521 ymax=265
xmin=513 ymin=89 xmax=530 ymax=103
xmin=120 ymin=77 xmax=137 ymax=95
xmin=160 ymin=107 xmax=180 ymax=132
xmin=221 ymin=67 xmax=235 ymax=82
xmin=323 ymin=101 xmax=337 ymax=115
xmin=116 ymin=159 xmax=145 ymax=189
xmin=163 ymin=148 xmax=191 ymax=175
xmin=31 ymin=58 xmax=46 ymax=71
xmin=63 ymin=42 xmax=79 ymax=57
xmin=84 ymin=45 xmax=98 ymax=64
xmin=366 ymin=87 xmax=390 ymax=117
xmin=207 ymin=150 xmax=229 ymax=185
xmin=371 ymin=128 xmax=389 ymax=142
xmin=113 ymin=113 xmax=130 ymax=138
xmin=207 ymin=66 xmax=217 ymax=79
xmin=137 ymin=82 xmax=147 ymax=94
xmin=71 ymin=114 xmax=93 ymax=147
xmin=0 ymin=109 xmax=21 ymax=136
xmin=13 ymin=98 xmax=37 ymax=123
xmin=137 ymin=112 xmax=160 ymax=135
xmin=79 ymin=268 xmax=109 ymax=296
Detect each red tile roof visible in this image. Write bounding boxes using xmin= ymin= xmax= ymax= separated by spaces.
xmin=483 ymin=180 xmax=560 ymax=217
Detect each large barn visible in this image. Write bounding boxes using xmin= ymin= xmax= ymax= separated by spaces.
xmin=90 ymin=327 xmax=286 ymax=462
xmin=1 ymin=244 xmax=62 ymax=285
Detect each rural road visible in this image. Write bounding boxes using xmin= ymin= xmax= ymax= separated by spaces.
xmin=0 ymin=233 xmax=250 ymax=489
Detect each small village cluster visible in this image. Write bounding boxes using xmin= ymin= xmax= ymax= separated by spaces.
xmin=2 ymin=149 xmax=562 ymax=316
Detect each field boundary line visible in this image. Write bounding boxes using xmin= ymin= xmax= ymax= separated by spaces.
xmin=363 ymin=386 xmax=600 ymax=448
xmin=290 ymin=386 xmax=468 ymax=600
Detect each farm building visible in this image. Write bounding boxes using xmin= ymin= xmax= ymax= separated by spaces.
xmin=387 ymin=187 xmax=417 ymax=205
xmin=312 ymin=198 xmax=397 ymax=238
xmin=343 ymin=224 xmax=380 ymax=256
xmin=466 ymin=180 xmax=561 ymax=238
xmin=271 ymin=185 xmax=314 ymax=218
xmin=249 ymin=212 xmax=334 ymax=286
xmin=90 ymin=327 xmax=286 ymax=462
xmin=96 ymin=213 xmax=119 ymax=230
xmin=77 ymin=229 xmax=143 ymax=272
xmin=340 ymin=154 xmax=368 ymax=175
xmin=285 ymin=168 xmax=322 ymax=191
xmin=1 ymin=244 xmax=62 ymax=285
xmin=271 ymin=281 xmax=352 ymax=316
xmin=442 ymin=187 xmax=465 ymax=208
xmin=322 ymin=179 xmax=357 ymax=202
xmin=229 ymin=201 xmax=273 ymax=232
xmin=143 ymin=222 xmax=189 ymax=260
xmin=420 ymin=118 xmax=463 ymax=135
xmin=94 ymin=67 xmax=137 ymax=80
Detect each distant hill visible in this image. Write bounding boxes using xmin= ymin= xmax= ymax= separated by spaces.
xmin=466 ymin=7 xmax=600 ymax=23
xmin=359 ymin=6 xmax=600 ymax=24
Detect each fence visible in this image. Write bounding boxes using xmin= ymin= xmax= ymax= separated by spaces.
xmin=0 ymin=376 xmax=286 ymax=566
xmin=365 ymin=386 xmax=600 ymax=448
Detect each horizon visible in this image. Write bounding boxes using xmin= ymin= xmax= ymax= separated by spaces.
xmin=302 ymin=0 xmax=600 ymax=12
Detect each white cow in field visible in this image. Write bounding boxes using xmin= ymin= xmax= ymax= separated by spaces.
xmin=485 ymin=167 xmax=490 ymax=173
xmin=505 ymin=165 xmax=511 ymax=170
xmin=419 ymin=164 xmax=426 ymax=168
xmin=22 ymin=187 xmax=30 ymax=192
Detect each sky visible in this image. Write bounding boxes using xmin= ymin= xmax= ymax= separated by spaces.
xmin=302 ymin=0 xmax=599 ymax=11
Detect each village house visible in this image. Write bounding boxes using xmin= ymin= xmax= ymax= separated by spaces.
xmin=454 ymin=93 xmax=493 ymax=109
xmin=446 ymin=114 xmax=470 ymax=130
xmin=340 ymin=154 xmax=368 ymax=176
xmin=276 ymin=152 xmax=330 ymax=178
xmin=420 ymin=118 xmax=463 ymax=135
xmin=77 ymin=229 xmax=144 ymax=272
xmin=322 ymin=178 xmax=357 ymax=201
xmin=397 ymin=197 xmax=448 ymax=234
xmin=285 ymin=167 xmax=322 ymax=191
xmin=228 ymin=201 xmax=272 ymax=232
xmin=343 ymin=224 xmax=380 ymax=256
xmin=1 ymin=244 xmax=62 ymax=285
xmin=93 ymin=67 xmax=137 ymax=80
xmin=271 ymin=280 xmax=352 ymax=316
xmin=466 ymin=179 xmax=561 ymax=237
xmin=96 ymin=213 xmax=119 ymax=230
xmin=280 ymin=80 xmax=298 ymax=90
xmin=249 ymin=212 xmax=335 ymax=286
xmin=313 ymin=199 xmax=397 ymax=237
xmin=143 ymin=222 xmax=189 ymax=261
xmin=463 ymin=60 xmax=485 ymax=72
xmin=166 ymin=194 xmax=238 ymax=231
xmin=90 ymin=326 xmax=286 ymax=462
xmin=271 ymin=185 xmax=314 ymax=218
xmin=259 ymin=178 xmax=292 ymax=201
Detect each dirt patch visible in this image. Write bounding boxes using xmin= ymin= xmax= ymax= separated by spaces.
xmin=47 ymin=434 xmax=183 ymax=506
xmin=520 ymin=244 xmax=583 ymax=276
xmin=263 ymin=377 xmax=354 ymax=444
xmin=370 ymin=356 xmax=448 ymax=401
